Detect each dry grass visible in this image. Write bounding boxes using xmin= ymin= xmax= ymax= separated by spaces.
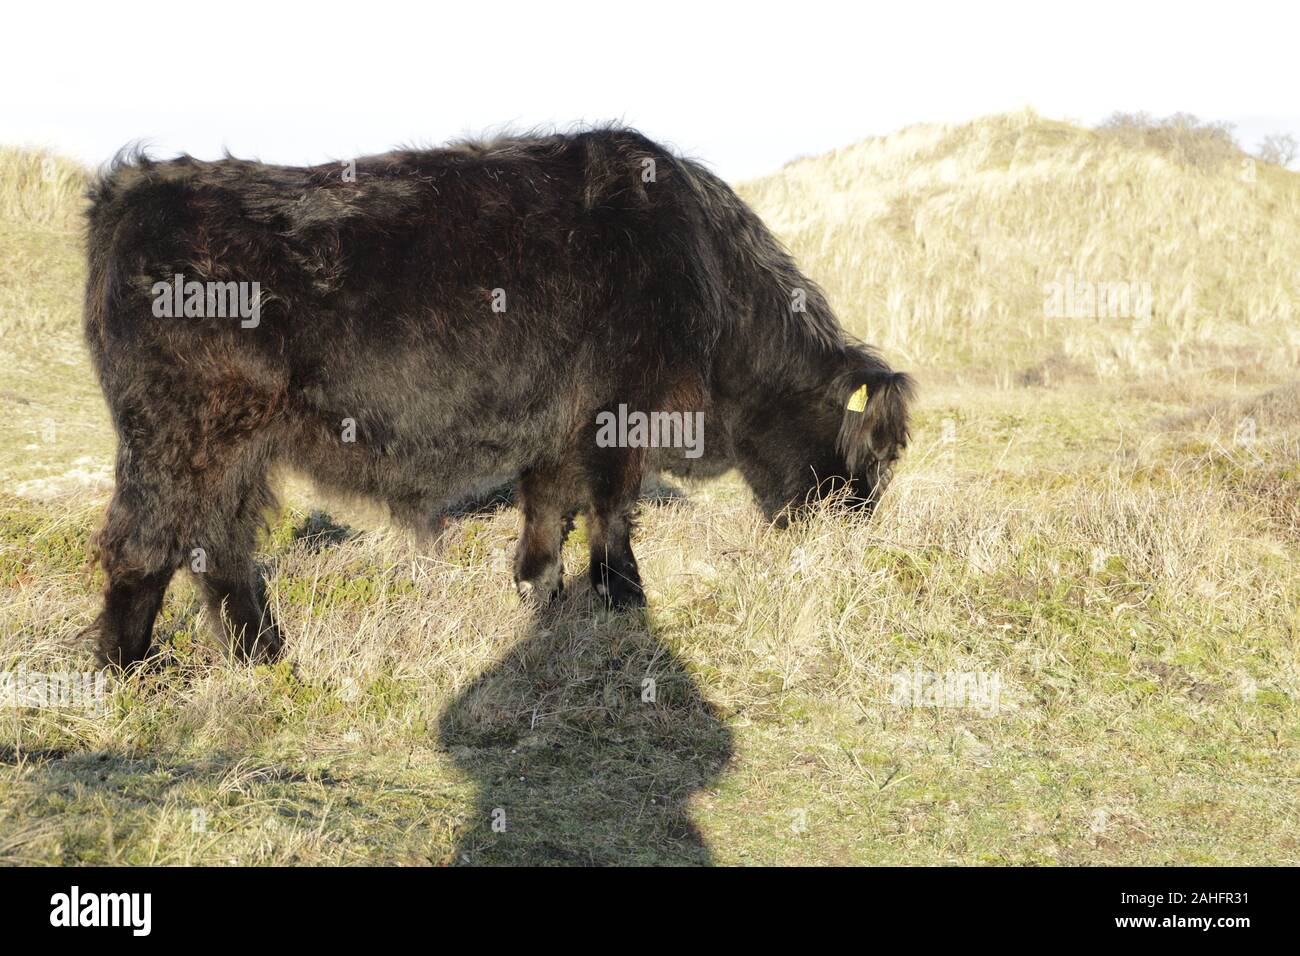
xmin=1 ymin=116 xmax=1298 ymax=865
xmin=0 ymin=147 xmax=87 ymax=232
xmin=739 ymin=109 xmax=1300 ymax=377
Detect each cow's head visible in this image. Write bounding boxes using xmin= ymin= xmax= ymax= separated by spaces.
xmin=736 ymin=356 xmax=914 ymax=524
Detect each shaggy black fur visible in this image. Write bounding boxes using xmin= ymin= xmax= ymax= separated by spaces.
xmin=81 ymin=128 xmax=913 ymax=668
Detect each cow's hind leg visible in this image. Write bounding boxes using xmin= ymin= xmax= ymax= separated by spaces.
xmin=91 ymin=427 xmax=281 ymax=667
xmin=191 ymin=467 xmax=283 ymax=663
xmin=513 ymin=462 xmax=579 ymax=604
xmin=89 ymin=467 xmax=186 ymax=669
xmin=584 ymin=444 xmax=646 ymax=610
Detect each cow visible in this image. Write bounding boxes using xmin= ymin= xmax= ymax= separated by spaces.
xmin=81 ymin=128 xmax=913 ymax=669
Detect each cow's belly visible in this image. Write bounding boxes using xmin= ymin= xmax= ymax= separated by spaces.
xmin=279 ymin=335 xmax=580 ymax=512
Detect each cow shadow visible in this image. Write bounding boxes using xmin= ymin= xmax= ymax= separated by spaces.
xmin=437 ymin=603 xmax=733 ymax=866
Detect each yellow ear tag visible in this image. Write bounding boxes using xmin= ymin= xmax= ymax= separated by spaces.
xmin=846 ymin=384 xmax=869 ymax=412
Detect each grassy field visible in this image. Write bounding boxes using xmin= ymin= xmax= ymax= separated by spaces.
xmin=1 ymin=114 xmax=1297 ymax=865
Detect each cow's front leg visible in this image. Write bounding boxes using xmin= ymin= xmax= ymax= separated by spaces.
xmin=514 ymin=463 xmax=576 ymax=604
xmin=584 ymin=444 xmax=646 ymax=610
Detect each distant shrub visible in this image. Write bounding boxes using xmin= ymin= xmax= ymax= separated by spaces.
xmin=1256 ymin=133 xmax=1298 ymax=169
xmin=1096 ymin=111 xmax=1242 ymax=169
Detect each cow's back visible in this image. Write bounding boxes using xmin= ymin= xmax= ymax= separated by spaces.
xmin=84 ymin=130 xmax=727 ymax=507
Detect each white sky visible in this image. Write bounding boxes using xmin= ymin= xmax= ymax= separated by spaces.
xmin=3 ymin=0 xmax=1297 ymax=182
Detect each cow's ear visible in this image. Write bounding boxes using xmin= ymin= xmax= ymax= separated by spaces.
xmin=835 ymin=368 xmax=914 ymax=472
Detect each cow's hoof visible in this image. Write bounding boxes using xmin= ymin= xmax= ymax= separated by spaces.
xmin=515 ymin=562 xmax=564 ymax=605
xmin=595 ymin=576 xmax=646 ymax=611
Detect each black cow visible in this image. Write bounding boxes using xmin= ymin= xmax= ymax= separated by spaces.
xmin=82 ymin=128 xmax=912 ymax=668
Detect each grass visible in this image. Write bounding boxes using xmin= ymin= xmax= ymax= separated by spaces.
xmin=738 ymin=109 xmax=1300 ymax=378
xmin=1 ymin=114 xmax=1297 ymax=865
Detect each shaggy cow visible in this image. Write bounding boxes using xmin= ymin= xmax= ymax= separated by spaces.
xmin=82 ymin=128 xmax=913 ymax=668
